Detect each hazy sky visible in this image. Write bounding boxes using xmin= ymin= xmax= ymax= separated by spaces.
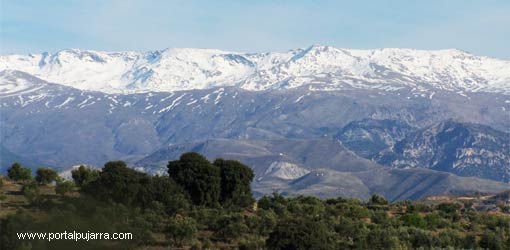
xmin=1 ymin=0 xmax=509 ymax=58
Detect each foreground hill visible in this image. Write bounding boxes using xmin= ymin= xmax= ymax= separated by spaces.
xmin=1 ymin=159 xmax=509 ymax=250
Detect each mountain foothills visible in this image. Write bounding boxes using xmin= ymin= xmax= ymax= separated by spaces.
xmin=135 ymin=138 xmax=508 ymax=201
xmin=0 ymin=45 xmax=509 ymax=201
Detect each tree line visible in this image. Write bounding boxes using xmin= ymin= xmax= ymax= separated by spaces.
xmin=0 ymin=152 xmax=509 ymax=250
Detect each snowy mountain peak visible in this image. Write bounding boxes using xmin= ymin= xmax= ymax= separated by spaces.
xmin=0 ymin=70 xmax=50 ymax=97
xmin=1 ymin=45 xmax=509 ymax=94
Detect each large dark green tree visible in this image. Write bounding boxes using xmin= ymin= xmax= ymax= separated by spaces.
xmin=82 ymin=161 xmax=146 ymax=206
xmin=214 ymin=159 xmax=255 ymax=208
xmin=35 ymin=167 xmax=58 ymax=185
xmin=167 ymin=153 xmax=221 ymax=206
xmin=7 ymin=162 xmax=32 ymax=182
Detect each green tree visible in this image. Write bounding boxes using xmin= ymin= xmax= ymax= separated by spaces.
xmin=437 ymin=202 xmax=462 ymax=214
xmin=463 ymin=234 xmax=477 ymax=249
xmin=7 ymin=163 xmax=31 ymax=182
xmin=247 ymin=209 xmax=277 ymax=236
xmin=437 ymin=202 xmax=462 ymax=221
xmin=82 ymin=161 xmax=146 ymax=206
xmin=71 ymin=165 xmax=99 ymax=187
xmin=366 ymin=227 xmax=403 ymax=250
xmin=400 ymin=212 xmax=427 ymax=228
xmin=407 ymin=228 xmax=436 ymax=249
xmin=214 ymin=158 xmax=255 ymax=208
xmin=371 ymin=210 xmax=390 ymax=225
xmin=266 ymin=217 xmax=334 ymax=250
xmin=334 ymin=217 xmax=370 ymax=249
xmin=437 ymin=229 xmax=463 ymax=249
xmin=424 ymin=212 xmax=444 ymax=229
xmin=168 ymin=153 xmax=221 ymax=206
xmin=368 ymin=194 xmax=389 ymax=206
xmin=35 ymin=167 xmax=58 ymax=185
xmin=213 ymin=213 xmax=249 ymax=242
xmin=258 ymin=192 xmax=288 ymax=216
xmin=287 ymin=196 xmax=326 ymax=217
xmin=165 ymin=216 xmax=198 ymax=247
xmin=480 ymin=230 xmax=504 ymax=250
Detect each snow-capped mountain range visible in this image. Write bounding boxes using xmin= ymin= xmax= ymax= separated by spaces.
xmin=1 ymin=44 xmax=509 ymax=94
xmin=2 ymin=45 xmax=510 ymax=200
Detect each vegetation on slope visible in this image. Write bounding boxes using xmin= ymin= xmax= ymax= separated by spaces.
xmin=0 ymin=153 xmax=509 ymax=250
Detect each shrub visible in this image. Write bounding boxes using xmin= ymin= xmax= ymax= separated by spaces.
xmin=400 ymin=212 xmax=427 ymax=228
xmin=21 ymin=181 xmax=40 ymax=202
xmin=165 ymin=216 xmax=198 ymax=246
xmin=266 ymin=217 xmax=333 ymax=250
xmin=55 ymin=180 xmax=75 ymax=196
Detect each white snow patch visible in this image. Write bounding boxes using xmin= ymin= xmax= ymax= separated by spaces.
xmin=55 ymin=97 xmax=74 ymax=108
xmin=263 ymin=161 xmax=310 ymax=180
xmin=158 ymin=93 xmax=186 ymax=113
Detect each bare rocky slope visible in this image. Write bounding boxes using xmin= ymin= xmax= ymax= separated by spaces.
xmin=375 ymin=120 xmax=510 ymax=182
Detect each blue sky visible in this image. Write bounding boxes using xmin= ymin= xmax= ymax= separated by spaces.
xmin=1 ymin=0 xmax=509 ymax=58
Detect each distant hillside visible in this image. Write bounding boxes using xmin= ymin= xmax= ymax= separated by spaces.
xmin=336 ymin=119 xmax=415 ymax=158
xmin=375 ymin=120 xmax=510 ymax=182
xmin=136 ymin=138 xmax=509 ymax=201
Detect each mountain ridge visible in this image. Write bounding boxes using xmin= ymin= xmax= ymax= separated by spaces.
xmin=1 ymin=45 xmax=509 ymax=94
